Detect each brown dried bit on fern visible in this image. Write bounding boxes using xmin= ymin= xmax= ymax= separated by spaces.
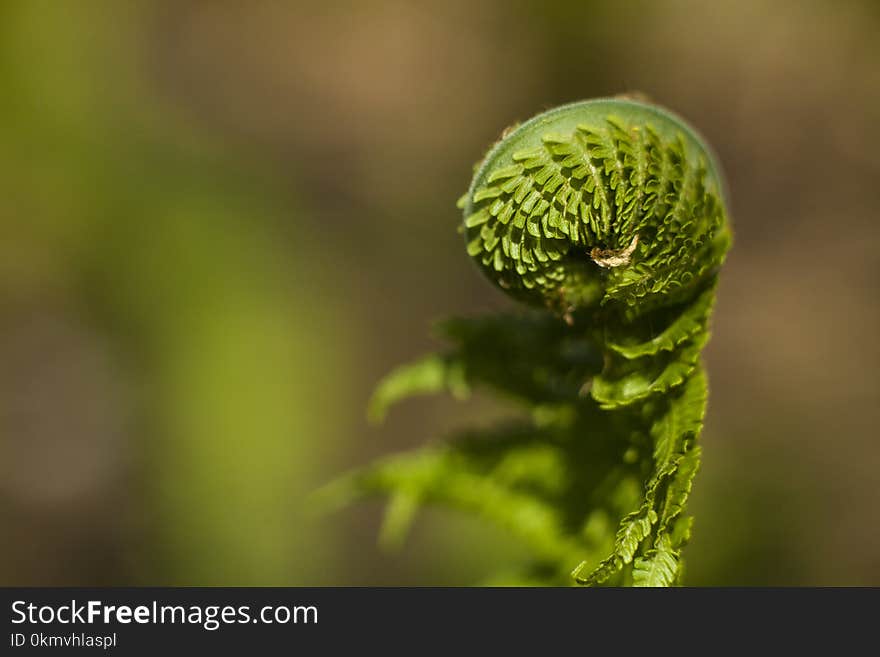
xmin=591 ymin=234 xmax=639 ymax=268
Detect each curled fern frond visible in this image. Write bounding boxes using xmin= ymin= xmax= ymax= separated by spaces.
xmin=321 ymin=98 xmax=732 ymax=586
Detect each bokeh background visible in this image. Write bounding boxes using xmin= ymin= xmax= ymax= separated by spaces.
xmin=1 ymin=0 xmax=878 ymax=586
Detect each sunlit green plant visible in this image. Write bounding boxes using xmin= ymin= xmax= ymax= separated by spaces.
xmin=320 ymin=98 xmax=732 ymax=586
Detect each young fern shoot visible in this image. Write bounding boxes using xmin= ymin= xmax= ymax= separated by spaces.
xmin=321 ymin=98 xmax=732 ymax=586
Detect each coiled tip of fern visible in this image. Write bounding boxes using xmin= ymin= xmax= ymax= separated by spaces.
xmin=461 ymin=98 xmax=732 ymax=320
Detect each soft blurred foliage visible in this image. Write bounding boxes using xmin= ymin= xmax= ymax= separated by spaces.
xmin=1 ymin=0 xmax=878 ymax=586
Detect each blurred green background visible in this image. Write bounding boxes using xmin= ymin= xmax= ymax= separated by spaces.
xmin=1 ymin=0 xmax=878 ymax=586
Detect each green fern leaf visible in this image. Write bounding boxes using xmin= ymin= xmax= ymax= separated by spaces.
xmin=322 ymin=98 xmax=731 ymax=587
xmin=633 ymin=535 xmax=680 ymax=587
xmin=368 ymin=354 xmax=469 ymax=423
xmin=605 ymin=283 xmax=716 ymax=359
xmin=590 ymin=331 xmax=707 ymax=409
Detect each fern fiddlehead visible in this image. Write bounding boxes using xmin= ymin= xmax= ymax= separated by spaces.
xmin=321 ymin=98 xmax=732 ymax=586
